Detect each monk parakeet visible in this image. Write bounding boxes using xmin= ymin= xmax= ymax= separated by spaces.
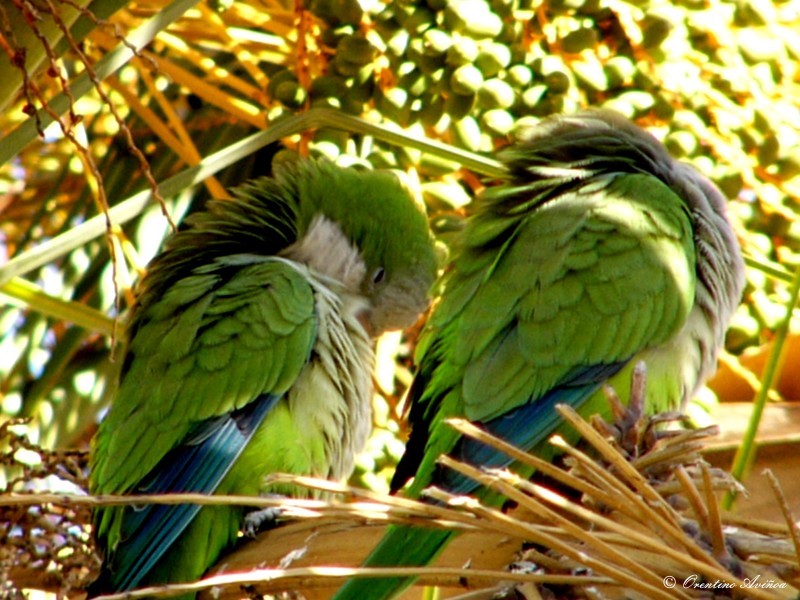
xmin=331 ymin=109 xmax=745 ymax=600
xmin=87 ymin=158 xmax=438 ymax=597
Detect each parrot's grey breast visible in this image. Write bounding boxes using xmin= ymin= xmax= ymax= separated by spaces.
xmin=281 ymin=215 xmax=374 ymax=479
xmin=305 ymin=282 xmax=374 ymax=478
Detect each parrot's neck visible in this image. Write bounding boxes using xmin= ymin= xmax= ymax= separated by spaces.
xmin=283 ymin=214 xmax=367 ymax=293
xmin=290 ymin=280 xmax=374 ymax=479
xmin=281 ymin=221 xmax=376 ymax=480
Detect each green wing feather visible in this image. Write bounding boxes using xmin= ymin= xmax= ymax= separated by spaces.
xmin=397 ymin=171 xmax=696 ymax=498
xmin=90 ymin=256 xmax=317 ymax=590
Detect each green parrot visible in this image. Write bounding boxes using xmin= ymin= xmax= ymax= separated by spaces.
xmin=331 ymin=109 xmax=745 ymax=600
xmin=87 ymin=158 xmax=438 ymax=597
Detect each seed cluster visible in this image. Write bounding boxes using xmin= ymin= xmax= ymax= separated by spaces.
xmin=263 ymin=0 xmax=800 ymax=354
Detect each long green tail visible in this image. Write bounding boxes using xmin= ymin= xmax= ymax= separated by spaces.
xmin=331 ymin=524 xmax=455 ymax=600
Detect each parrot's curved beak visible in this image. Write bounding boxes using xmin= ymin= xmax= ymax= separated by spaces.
xmin=357 ymin=310 xmax=375 ymax=337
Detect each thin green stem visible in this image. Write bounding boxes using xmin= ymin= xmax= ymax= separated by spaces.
xmin=743 ymin=252 xmax=793 ymax=284
xmin=0 ymin=276 xmax=115 ymax=335
xmin=723 ymin=259 xmax=800 ymax=509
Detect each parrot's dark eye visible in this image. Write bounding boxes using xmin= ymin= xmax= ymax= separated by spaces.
xmin=372 ymin=267 xmax=386 ymax=284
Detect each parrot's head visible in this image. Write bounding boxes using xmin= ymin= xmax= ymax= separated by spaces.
xmin=286 ymin=159 xmax=439 ymax=336
xmin=133 ymin=158 xmax=438 ymax=339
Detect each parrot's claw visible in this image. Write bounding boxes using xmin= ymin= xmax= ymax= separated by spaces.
xmin=243 ymin=503 xmax=284 ymax=537
xmin=598 ymin=361 xmax=693 ymax=459
xmin=597 ymin=361 xmax=650 ymax=456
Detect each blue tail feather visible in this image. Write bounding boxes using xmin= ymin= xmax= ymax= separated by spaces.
xmin=100 ymin=392 xmax=280 ymax=593
xmin=441 ymin=361 xmax=627 ymax=495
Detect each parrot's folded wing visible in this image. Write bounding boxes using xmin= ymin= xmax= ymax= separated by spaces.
xmin=393 ymin=172 xmax=696 ymax=500
xmin=90 ymin=257 xmax=318 ymax=592
xmin=111 ymin=392 xmax=280 ymax=590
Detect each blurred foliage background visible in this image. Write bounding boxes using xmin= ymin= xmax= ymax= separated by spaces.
xmin=1 ymin=0 xmax=799 ymax=594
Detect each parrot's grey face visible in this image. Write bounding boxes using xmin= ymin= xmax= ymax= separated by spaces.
xmin=357 ymin=216 xmax=438 ymax=335
xmin=364 ymin=266 xmax=433 ymax=334
xmin=283 ymin=213 xmax=433 ymax=336
xmin=283 ymin=160 xmax=438 ymax=336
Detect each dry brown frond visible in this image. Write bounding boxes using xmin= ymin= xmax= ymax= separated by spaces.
xmin=4 ymin=369 xmax=799 ymax=600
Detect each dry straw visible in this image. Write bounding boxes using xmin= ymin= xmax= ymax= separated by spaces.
xmin=3 ymin=366 xmax=799 ymax=599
